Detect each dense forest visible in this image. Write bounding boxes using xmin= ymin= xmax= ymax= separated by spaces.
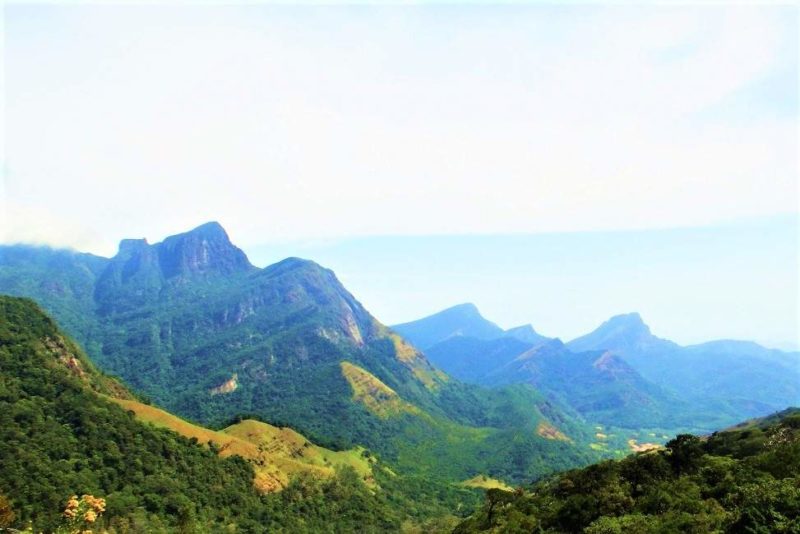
xmin=0 ymin=296 xmax=479 ymax=532
xmin=456 ymin=409 xmax=800 ymax=533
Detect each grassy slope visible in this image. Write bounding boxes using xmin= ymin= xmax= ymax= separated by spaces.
xmin=460 ymin=476 xmax=514 ymax=492
xmin=111 ymin=397 xmax=373 ymax=492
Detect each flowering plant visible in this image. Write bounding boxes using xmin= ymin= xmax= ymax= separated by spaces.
xmin=55 ymin=494 xmax=106 ymax=534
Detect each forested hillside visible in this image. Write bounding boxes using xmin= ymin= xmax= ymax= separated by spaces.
xmin=404 ymin=304 xmax=799 ymax=432
xmin=456 ymin=408 xmax=800 ymax=533
xmin=0 ymin=296 xmax=476 ymax=532
xmin=0 ymin=224 xmax=604 ymax=486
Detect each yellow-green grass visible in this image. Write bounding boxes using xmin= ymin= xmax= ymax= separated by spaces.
xmin=223 ymin=419 xmax=374 ymax=484
xmin=536 ymin=421 xmax=570 ymax=441
xmin=627 ymin=439 xmax=662 ymax=453
xmin=389 ymin=333 xmax=422 ymax=364
xmin=340 ymin=361 xmax=421 ymax=418
xmin=460 ymin=475 xmax=514 ymax=492
xmin=411 ymin=366 xmax=449 ymax=391
xmin=110 ymin=397 xmax=373 ymax=492
xmin=387 ymin=333 xmax=449 ymax=390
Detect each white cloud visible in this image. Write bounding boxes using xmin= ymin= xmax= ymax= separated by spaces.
xmin=2 ymin=4 xmax=797 ymax=255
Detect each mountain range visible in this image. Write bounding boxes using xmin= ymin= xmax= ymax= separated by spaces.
xmin=1 ymin=221 xmax=798 ymax=532
xmin=394 ymin=304 xmax=800 ymax=431
xmin=0 ymin=223 xmax=601 ymax=488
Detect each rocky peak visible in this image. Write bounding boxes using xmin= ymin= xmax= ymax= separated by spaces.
xmin=602 ymin=312 xmax=650 ymax=335
xmin=156 ymin=222 xmax=253 ymax=279
xmin=117 ymin=238 xmax=150 ymax=258
xmin=260 ymin=257 xmax=378 ymax=344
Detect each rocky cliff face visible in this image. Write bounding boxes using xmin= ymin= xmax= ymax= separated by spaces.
xmin=157 ymin=221 xmax=253 ymax=279
xmin=93 ymin=222 xmax=255 ymax=314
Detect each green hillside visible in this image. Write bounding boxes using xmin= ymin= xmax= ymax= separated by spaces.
xmin=455 ymin=408 xmax=800 ymax=533
xmin=0 ymin=225 xmax=604 ymax=486
xmin=0 ymin=296 xmax=470 ymax=532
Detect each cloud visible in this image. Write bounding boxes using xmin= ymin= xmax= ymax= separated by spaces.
xmin=3 ymin=4 xmax=796 ymax=255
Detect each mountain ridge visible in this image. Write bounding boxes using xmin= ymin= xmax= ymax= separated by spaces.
xmin=412 ymin=304 xmax=799 ymax=431
xmin=0 ymin=224 xmax=604 ymax=487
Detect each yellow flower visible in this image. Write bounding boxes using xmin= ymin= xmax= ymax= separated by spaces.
xmin=83 ymin=510 xmax=97 ymax=523
xmin=90 ymin=497 xmax=106 ymax=512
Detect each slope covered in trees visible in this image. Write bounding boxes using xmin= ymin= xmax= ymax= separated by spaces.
xmin=0 ymin=296 xmax=478 ymax=532
xmin=0 ymin=224 xmax=605 ymax=486
xmin=456 ymin=408 xmax=800 ymax=533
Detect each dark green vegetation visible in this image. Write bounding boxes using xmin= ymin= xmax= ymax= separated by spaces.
xmin=0 ymin=295 xmax=485 ymax=532
xmin=400 ymin=305 xmax=799 ymax=433
xmin=456 ymin=408 xmax=800 ymax=533
xmin=2 ymin=221 xmax=798 ymax=532
xmin=0 ymin=224 xmax=602 ymax=488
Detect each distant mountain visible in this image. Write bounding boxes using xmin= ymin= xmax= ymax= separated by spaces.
xmin=566 ymin=312 xmax=678 ymax=355
xmin=392 ymin=303 xmax=506 ymax=350
xmin=567 ymin=314 xmax=800 ymax=419
xmin=484 ymin=339 xmax=719 ymax=430
xmin=410 ymin=306 xmax=797 ymax=430
xmin=0 ymin=224 xmax=602 ymax=487
xmin=426 ymin=336 xmax=533 ymax=384
xmin=427 ymin=335 xmax=720 ymax=430
xmin=504 ymin=324 xmax=549 ymax=346
xmin=392 ymin=303 xmax=554 ymax=352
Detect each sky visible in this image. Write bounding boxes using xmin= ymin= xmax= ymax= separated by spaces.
xmin=2 ymin=3 xmax=798 ymax=347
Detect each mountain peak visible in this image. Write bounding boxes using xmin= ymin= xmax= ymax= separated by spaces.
xmin=566 ymin=312 xmax=673 ymax=356
xmin=600 ymin=312 xmax=651 ymax=336
xmin=117 ymin=238 xmax=149 ymax=256
xmin=505 ymin=324 xmax=550 ymax=346
xmin=608 ymin=311 xmax=646 ymax=325
xmin=157 ymin=222 xmax=253 ymax=278
xmin=185 ymin=220 xmax=228 ymax=239
xmin=392 ymin=303 xmax=504 ymax=351
xmin=441 ymin=302 xmax=482 ymax=317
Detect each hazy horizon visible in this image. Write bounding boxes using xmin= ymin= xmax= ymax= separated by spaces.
xmin=3 ymin=213 xmax=797 ymax=352
xmin=2 ymin=4 xmax=798 ymax=350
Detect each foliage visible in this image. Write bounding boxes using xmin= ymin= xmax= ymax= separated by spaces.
xmin=0 ymin=235 xmax=603 ymax=489
xmin=56 ymin=494 xmax=106 ymax=534
xmin=0 ymin=296 xmax=439 ymax=533
xmin=455 ymin=408 xmax=800 ymax=533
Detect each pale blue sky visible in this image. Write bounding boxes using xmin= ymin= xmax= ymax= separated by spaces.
xmin=247 ymin=215 xmax=799 ymax=350
xmin=2 ymin=4 xmax=798 ymax=347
